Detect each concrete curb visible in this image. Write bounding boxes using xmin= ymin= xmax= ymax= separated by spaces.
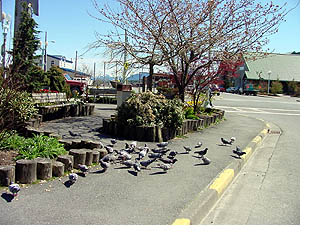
xmin=172 ymin=119 xmax=270 ymax=225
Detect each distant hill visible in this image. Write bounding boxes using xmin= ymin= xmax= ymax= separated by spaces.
xmin=93 ymin=73 xmax=149 ymax=82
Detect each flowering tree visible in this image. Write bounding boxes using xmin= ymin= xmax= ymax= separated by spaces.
xmin=90 ymin=0 xmax=291 ymax=100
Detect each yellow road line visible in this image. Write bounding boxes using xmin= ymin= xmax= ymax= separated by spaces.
xmin=172 ymin=218 xmax=191 ymax=225
xmin=251 ymin=135 xmax=262 ymax=144
xmin=209 ymin=169 xmax=234 ymax=195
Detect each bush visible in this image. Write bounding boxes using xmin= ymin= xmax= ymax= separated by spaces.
xmin=270 ymin=80 xmax=283 ymax=95
xmin=184 ymin=107 xmax=200 ymax=119
xmin=0 ymin=88 xmax=38 ymax=131
xmin=117 ymin=91 xmax=185 ymax=129
xmin=46 ymin=67 xmax=71 ymax=97
xmin=0 ymin=131 xmax=67 ymax=160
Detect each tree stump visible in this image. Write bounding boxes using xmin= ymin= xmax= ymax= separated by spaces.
xmin=52 ymin=161 xmax=64 ymax=177
xmin=15 ymin=159 xmax=37 ymax=184
xmin=92 ymin=150 xmax=100 ymax=164
xmin=93 ymin=148 xmax=108 ymax=159
xmin=69 ymin=149 xmax=86 ymax=169
xmin=0 ymin=165 xmax=15 ymax=186
xmin=56 ymin=155 xmax=74 ymax=172
xmin=36 ymin=158 xmax=52 ymax=180
xmin=58 ymin=139 xmax=72 ymax=151
xmin=71 ymin=139 xmax=82 ymax=149
xmin=82 ymin=149 xmax=93 ymax=166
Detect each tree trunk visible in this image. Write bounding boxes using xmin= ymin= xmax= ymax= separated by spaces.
xmin=0 ymin=165 xmax=15 ymax=186
xmin=147 ymin=62 xmax=155 ymax=91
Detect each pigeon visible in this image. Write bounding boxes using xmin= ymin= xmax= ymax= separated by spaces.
xmin=130 ymin=141 xmax=137 ymax=149
xmin=119 ymin=150 xmax=132 ymax=160
xmin=221 ymin=137 xmax=236 ymax=146
xmin=194 ymin=147 xmax=208 ymax=156
xmin=78 ymin=164 xmax=89 ymax=175
xmin=201 ymin=156 xmax=211 ymax=165
xmin=137 ymin=147 xmax=149 ymax=160
xmin=121 ymin=160 xmax=135 ymax=168
xmin=9 ymin=183 xmax=20 ymax=197
xmin=133 ymin=160 xmax=141 ymax=173
xmin=99 ymin=159 xmax=110 ymax=171
xmin=159 ymin=158 xmax=178 ymax=164
xmin=105 ymin=145 xmax=114 ymax=154
xmin=102 ymin=153 xmax=118 ymax=163
xmin=68 ymin=130 xmax=81 ymax=137
xmin=195 ymin=142 xmax=202 ymax=148
xmin=169 ymin=151 xmax=178 ymax=157
xmin=233 ymin=146 xmax=246 ymax=158
xmin=149 ymin=152 xmax=164 ymax=159
xmin=156 ymin=163 xmax=173 ymax=172
xmin=111 ymin=139 xmax=117 ymax=146
xmin=137 ymin=143 xmax=148 ymax=151
xmin=140 ymin=158 xmax=157 ymax=169
xmin=68 ymin=173 xmax=78 ymax=184
xmin=157 ymin=142 xmax=169 ymax=148
xmin=183 ymin=146 xmax=192 ymax=153
xmin=151 ymin=147 xmax=170 ymax=154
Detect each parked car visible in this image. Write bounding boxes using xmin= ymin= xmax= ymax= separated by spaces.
xmin=226 ymin=87 xmax=237 ymax=93
xmin=64 ymin=74 xmax=87 ymax=95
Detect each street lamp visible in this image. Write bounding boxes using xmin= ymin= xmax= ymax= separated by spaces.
xmin=43 ymin=31 xmax=55 ymax=72
xmin=1 ymin=12 xmax=11 ymax=69
xmin=267 ymin=70 xmax=272 ymax=94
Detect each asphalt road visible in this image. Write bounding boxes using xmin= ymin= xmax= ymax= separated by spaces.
xmin=0 ymin=99 xmax=265 ymax=225
xmin=201 ymin=93 xmax=300 ymax=225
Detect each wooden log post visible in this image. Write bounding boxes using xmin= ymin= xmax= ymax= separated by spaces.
xmin=84 ymin=149 xmax=93 ymax=166
xmin=71 ymin=139 xmax=82 ymax=149
xmin=15 ymin=159 xmax=37 ymax=184
xmin=93 ymin=148 xmax=108 ymax=159
xmin=35 ymin=158 xmax=52 ymax=180
xmin=156 ymin=126 xmax=163 ymax=143
xmin=69 ymin=149 xmax=87 ymax=169
xmin=92 ymin=150 xmax=100 ymax=164
xmin=0 ymin=165 xmax=15 ymax=186
xmin=58 ymin=139 xmax=72 ymax=151
xmin=145 ymin=126 xmax=156 ymax=142
xmin=56 ymin=155 xmax=74 ymax=172
xmin=52 ymin=161 xmax=65 ymax=177
xmin=136 ymin=126 xmax=145 ymax=141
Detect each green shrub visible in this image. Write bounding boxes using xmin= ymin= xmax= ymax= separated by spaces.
xmin=46 ymin=67 xmax=71 ymax=97
xmin=0 ymin=131 xmax=67 ymax=160
xmin=270 ymin=80 xmax=283 ymax=95
xmin=184 ymin=107 xmax=199 ymax=119
xmin=0 ymin=88 xmax=38 ymax=131
xmin=117 ymin=91 xmax=185 ymax=129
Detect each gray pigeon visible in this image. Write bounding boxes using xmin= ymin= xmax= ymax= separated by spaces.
xmin=111 ymin=139 xmax=117 ymax=145
xmin=137 ymin=143 xmax=148 ymax=151
xmin=151 ymin=147 xmax=170 ymax=154
xmin=137 ymin=147 xmax=149 ymax=160
xmin=140 ymin=158 xmax=157 ymax=169
xmin=133 ymin=160 xmax=141 ymax=173
xmin=157 ymin=163 xmax=173 ymax=172
xmin=9 ymin=183 xmax=20 ymax=197
xmin=78 ymin=164 xmax=89 ymax=175
xmin=157 ymin=142 xmax=169 ymax=148
xmin=68 ymin=173 xmax=78 ymax=183
xmin=194 ymin=147 xmax=208 ymax=156
xmin=100 ymin=159 xmax=110 ymax=171
xmin=119 ymin=150 xmax=132 ymax=160
xmin=68 ymin=130 xmax=81 ymax=137
xmin=201 ymin=156 xmax=211 ymax=165
xmin=149 ymin=153 xmax=164 ymax=159
xmin=233 ymin=146 xmax=246 ymax=158
xmin=183 ymin=146 xmax=192 ymax=153
xmin=105 ymin=146 xmax=114 ymax=154
xmin=122 ymin=160 xmax=135 ymax=168
xmin=169 ymin=151 xmax=178 ymax=157
xmin=221 ymin=137 xmax=236 ymax=146
xmin=195 ymin=142 xmax=202 ymax=148
xmin=130 ymin=141 xmax=137 ymax=149
xmin=159 ymin=158 xmax=178 ymax=164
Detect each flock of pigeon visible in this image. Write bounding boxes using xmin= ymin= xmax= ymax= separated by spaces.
xmin=7 ymin=136 xmax=246 ymax=198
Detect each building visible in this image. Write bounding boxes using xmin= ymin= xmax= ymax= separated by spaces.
xmin=234 ymin=52 xmax=300 ymax=93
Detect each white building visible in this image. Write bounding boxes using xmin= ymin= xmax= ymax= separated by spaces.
xmin=45 ymin=54 xmax=74 ymax=71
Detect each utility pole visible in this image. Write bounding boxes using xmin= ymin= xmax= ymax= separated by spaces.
xmin=123 ymin=29 xmax=128 ymax=84
xmin=74 ymin=50 xmax=78 ymax=75
xmin=44 ymin=31 xmax=47 ymax=72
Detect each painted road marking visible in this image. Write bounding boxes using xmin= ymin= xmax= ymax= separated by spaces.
xmin=209 ymin=169 xmax=234 ymax=195
xmin=172 ymin=218 xmax=191 ymax=225
xmin=241 ymin=147 xmax=252 ymax=161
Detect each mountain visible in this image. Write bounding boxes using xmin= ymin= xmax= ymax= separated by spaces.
xmin=93 ymin=73 xmax=149 ymax=82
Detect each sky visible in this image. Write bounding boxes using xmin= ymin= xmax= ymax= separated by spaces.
xmin=0 ymin=0 xmax=301 ymax=77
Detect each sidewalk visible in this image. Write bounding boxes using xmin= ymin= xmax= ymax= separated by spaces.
xmin=0 ymin=104 xmax=268 ymax=225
